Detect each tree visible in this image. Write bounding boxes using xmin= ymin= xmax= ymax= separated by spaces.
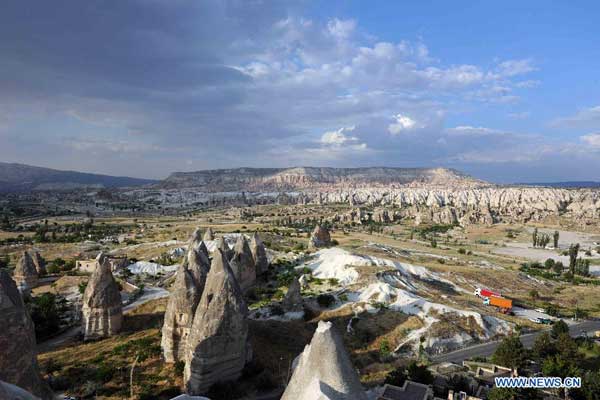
xmin=25 ymin=293 xmax=62 ymax=340
xmin=528 ymin=289 xmax=539 ymax=303
xmin=552 ymin=261 xmax=564 ymax=275
xmin=568 ymin=243 xmax=580 ymax=277
xmin=555 ymin=333 xmax=578 ymax=362
xmin=551 ymin=319 xmax=569 ymax=339
xmin=542 ymin=354 xmax=579 ymax=379
xmin=491 ymin=335 xmax=527 ymax=370
xmin=532 ymin=228 xmax=538 ymax=247
xmin=532 ymin=332 xmax=556 ymax=361
xmin=553 ymin=230 xmax=559 ymax=248
xmin=406 ymin=361 xmax=433 ymax=385
xmin=384 ymin=368 xmax=406 ymax=387
xmin=575 ymin=258 xmax=590 ymax=277
xmin=544 ymin=258 xmax=555 ymax=270
xmin=488 ymin=387 xmax=538 ymax=400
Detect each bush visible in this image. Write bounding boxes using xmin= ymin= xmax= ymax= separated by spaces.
xmin=317 ymin=294 xmax=335 ymax=308
xmin=458 ymin=248 xmax=466 ymax=254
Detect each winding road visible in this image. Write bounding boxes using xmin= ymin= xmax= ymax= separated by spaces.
xmin=431 ymin=319 xmax=600 ymax=364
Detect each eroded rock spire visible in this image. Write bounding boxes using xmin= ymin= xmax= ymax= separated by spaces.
xmin=81 ymin=254 xmax=123 ymax=340
xmin=184 ymin=249 xmax=250 ymax=395
xmin=281 ymin=321 xmax=367 ymax=400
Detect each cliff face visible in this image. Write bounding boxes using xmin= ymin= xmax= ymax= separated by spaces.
xmin=160 ymin=167 xmax=485 ymax=191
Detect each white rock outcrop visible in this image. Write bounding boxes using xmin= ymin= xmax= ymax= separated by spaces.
xmin=281 ymin=321 xmax=367 ymax=400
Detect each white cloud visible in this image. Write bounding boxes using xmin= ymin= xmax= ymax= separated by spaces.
xmin=388 ymin=114 xmax=420 ymax=135
xmin=494 ymin=59 xmax=537 ymax=78
xmin=446 ymin=126 xmax=496 ymax=136
xmin=320 ymin=126 xmax=358 ymax=145
xmin=327 ymin=18 xmax=356 ymax=39
xmin=581 ymin=133 xmax=600 ymax=148
xmin=552 ymin=106 xmax=600 ymax=128
xmin=508 ymin=111 xmax=531 ymax=119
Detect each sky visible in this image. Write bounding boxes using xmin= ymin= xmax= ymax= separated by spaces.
xmin=1 ymin=1 xmax=599 ymax=183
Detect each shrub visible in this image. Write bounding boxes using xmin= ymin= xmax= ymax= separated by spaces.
xmin=458 ymin=248 xmax=466 ymax=254
xmin=317 ymin=294 xmax=335 ymax=308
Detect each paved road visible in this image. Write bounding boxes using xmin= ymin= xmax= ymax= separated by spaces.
xmin=432 ymin=320 xmax=600 ymax=364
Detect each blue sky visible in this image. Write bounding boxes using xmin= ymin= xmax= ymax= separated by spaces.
xmin=1 ymin=0 xmax=599 ymax=183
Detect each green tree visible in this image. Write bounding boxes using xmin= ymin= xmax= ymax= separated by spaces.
xmin=532 ymin=227 xmax=538 ymax=247
xmin=552 ymin=261 xmax=564 ymax=275
xmin=528 ymin=289 xmax=539 ymax=303
xmin=551 ymin=319 xmax=569 ymax=339
xmin=532 ymin=332 xmax=556 ymax=361
xmin=491 ymin=335 xmax=527 ymax=370
xmin=406 ymin=361 xmax=433 ymax=385
xmin=542 ymin=354 xmax=579 ymax=379
xmin=555 ymin=333 xmax=578 ymax=362
xmin=568 ymin=243 xmax=580 ymax=277
xmin=553 ymin=230 xmax=559 ymax=248
xmin=26 ymin=293 xmax=62 ymax=340
xmin=488 ymin=387 xmax=538 ymax=400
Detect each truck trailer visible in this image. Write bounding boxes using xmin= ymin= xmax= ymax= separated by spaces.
xmin=484 ymin=296 xmax=513 ymax=312
xmin=474 ymin=288 xmax=502 ymax=298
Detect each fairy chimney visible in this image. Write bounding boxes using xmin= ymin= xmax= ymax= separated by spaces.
xmin=161 ymin=264 xmax=202 ymax=363
xmin=250 ymin=232 xmax=269 ymax=276
xmin=81 ymin=254 xmax=123 ymax=340
xmin=13 ymin=252 xmax=39 ymax=292
xmin=229 ymin=235 xmax=256 ymax=292
xmin=184 ymin=249 xmax=250 ymax=395
xmin=0 ymin=270 xmax=52 ymax=399
xmin=281 ymin=321 xmax=367 ymax=400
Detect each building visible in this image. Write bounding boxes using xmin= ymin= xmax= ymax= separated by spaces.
xmin=76 ymin=254 xmax=129 ymax=273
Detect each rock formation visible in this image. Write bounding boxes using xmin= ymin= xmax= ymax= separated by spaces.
xmin=81 ymin=254 xmax=123 ymax=340
xmin=161 ymin=264 xmax=202 ymax=363
xmin=282 ymin=277 xmax=303 ymax=311
xmin=281 ymin=321 xmax=367 ymax=400
xmin=30 ymin=251 xmax=46 ymax=276
xmin=309 ymin=225 xmax=331 ymax=250
xmin=160 ymin=167 xmax=483 ymax=191
xmin=185 ymin=245 xmax=210 ymax=290
xmin=184 ymin=249 xmax=250 ymax=395
xmin=229 ymin=235 xmax=256 ymax=292
xmin=203 ymin=227 xmax=215 ymax=241
xmin=197 ymin=241 xmax=210 ymax=259
xmin=0 ymin=271 xmax=52 ymax=399
xmin=0 ymin=380 xmax=42 ymax=400
xmin=13 ymin=252 xmax=39 ymax=292
xmin=250 ymin=232 xmax=269 ymax=275
xmin=215 ymin=237 xmax=232 ymax=259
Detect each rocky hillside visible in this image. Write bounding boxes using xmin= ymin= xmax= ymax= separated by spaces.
xmin=0 ymin=162 xmax=157 ymax=192
xmin=160 ymin=167 xmax=486 ymax=191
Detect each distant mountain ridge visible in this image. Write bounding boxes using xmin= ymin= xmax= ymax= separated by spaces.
xmin=159 ymin=166 xmax=488 ymax=191
xmin=517 ymin=181 xmax=600 ymax=188
xmin=0 ymin=162 xmax=157 ymax=192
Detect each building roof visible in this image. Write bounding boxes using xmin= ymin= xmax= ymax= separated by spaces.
xmin=379 ymin=381 xmax=432 ymax=400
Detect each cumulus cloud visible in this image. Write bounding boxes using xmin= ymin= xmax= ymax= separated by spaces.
xmin=388 ymin=114 xmax=420 ymax=135
xmin=0 ymin=1 xmax=546 ymax=180
xmin=321 ymin=126 xmax=358 ymax=145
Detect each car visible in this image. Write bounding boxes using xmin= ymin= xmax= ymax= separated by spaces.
xmin=529 ymin=317 xmax=542 ymax=324
xmin=535 ymin=308 xmax=546 ymax=313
